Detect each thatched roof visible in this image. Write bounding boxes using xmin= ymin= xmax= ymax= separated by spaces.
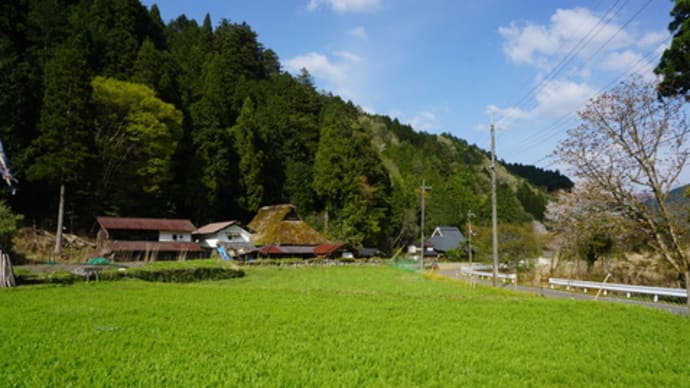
xmin=248 ymin=204 xmax=327 ymax=246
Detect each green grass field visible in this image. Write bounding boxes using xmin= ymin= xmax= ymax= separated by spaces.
xmin=1 ymin=265 xmax=688 ymax=386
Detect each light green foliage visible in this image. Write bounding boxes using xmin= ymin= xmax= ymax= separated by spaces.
xmin=0 ymin=266 xmax=688 ymax=386
xmin=91 ymin=76 xmax=182 ymax=215
xmin=472 ymin=223 xmax=540 ymax=265
xmin=92 ymin=76 xmax=182 ymax=194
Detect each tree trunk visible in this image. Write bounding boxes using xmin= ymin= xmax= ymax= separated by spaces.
xmin=54 ymin=183 xmax=65 ymax=261
xmin=0 ymin=250 xmax=15 ymax=288
xmin=324 ymin=209 xmax=329 ymax=234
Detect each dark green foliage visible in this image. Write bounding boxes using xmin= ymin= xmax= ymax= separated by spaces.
xmin=0 ymin=200 xmax=22 ymax=252
xmin=656 ymin=0 xmax=690 ymax=98
xmin=516 ymin=182 xmax=548 ymax=221
xmin=231 ymin=97 xmax=265 ymax=214
xmin=14 ymin=269 xmax=81 ymax=285
xmin=100 ymin=266 xmax=244 ymax=282
xmin=28 ymin=40 xmax=92 ymax=185
xmin=15 ymin=261 xmax=244 ymax=284
xmin=504 ymin=161 xmax=573 ymax=192
xmin=313 ymin=103 xmax=390 ymax=247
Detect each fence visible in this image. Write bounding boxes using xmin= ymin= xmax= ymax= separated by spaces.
xmin=459 ymin=265 xmax=516 ymax=283
xmin=548 ymin=278 xmax=687 ymax=302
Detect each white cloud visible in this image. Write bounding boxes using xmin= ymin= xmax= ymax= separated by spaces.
xmin=333 ymin=50 xmax=362 ymax=63
xmin=349 ymin=26 xmax=368 ymax=40
xmin=489 ymin=79 xmax=596 ymax=128
xmin=284 ymin=52 xmax=347 ymax=84
xmin=499 ymin=7 xmax=633 ymax=68
xmin=638 ymin=31 xmax=668 ymax=48
xmin=408 ymin=111 xmax=437 ymax=132
xmin=284 ymin=49 xmax=366 ymax=102
xmin=307 ymin=0 xmax=381 ymax=13
xmin=491 ymin=7 xmax=667 ymax=130
xmin=533 ymin=79 xmax=597 ymax=117
xmin=601 ymin=50 xmax=654 ymax=77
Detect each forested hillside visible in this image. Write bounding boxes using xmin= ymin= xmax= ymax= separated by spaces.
xmin=504 ymin=162 xmax=573 ymax=193
xmin=0 ymin=0 xmax=567 ymax=251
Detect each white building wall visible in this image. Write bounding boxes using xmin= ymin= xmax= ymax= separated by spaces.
xmin=159 ymin=231 xmax=192 ymax=242
xmin=197 ymin=225 xmax=252 ymax=248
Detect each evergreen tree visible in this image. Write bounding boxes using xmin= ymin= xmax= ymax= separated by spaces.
xmin=656 ymin=0 xmax=690 ymax=98
xmin=27 ymin=41 xmax=93 ymax=256
xmin=230 ymin=97 xmax=265 ymax=214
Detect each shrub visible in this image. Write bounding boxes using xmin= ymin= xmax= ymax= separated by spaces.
xmin=15 ymin=270 xmax=81 ymax=285
xmin=101 ymin=266 xmax=244 ymax=283
xmin=0 ymin=200 xmax=22 ymax=253
xmin=15 ymin=261 xmax=244 ymax=285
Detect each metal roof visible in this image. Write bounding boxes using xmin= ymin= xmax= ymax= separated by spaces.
xmin=258 ymin=245 xmax=316 ymax=255
xmin=194 ymin=221 xmax=240 ymax=235
xmin=104 ymin=241 xmax=203 ymax=252
xmin=314 ymin=243 xmax=344 ymax=256
xmin=428 ymin=226 xmax=466 ymax=252
xmin=97 ymin=216 xmax=196 ymax=232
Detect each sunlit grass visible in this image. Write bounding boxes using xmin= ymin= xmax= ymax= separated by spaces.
xmin=1 ymin=266 xmax=688 ymax=386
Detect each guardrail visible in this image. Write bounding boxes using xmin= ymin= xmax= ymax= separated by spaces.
xmin=459 ymin=265 xmax=516 ymax=283
xmin=548 ymin=278 xmax=687 ymax=302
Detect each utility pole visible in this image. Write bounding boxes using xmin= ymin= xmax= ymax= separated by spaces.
xmin=420 ymin=180 xmax=431 ymax=271
xmin=490 ymin=117 xmax=499 ymax=286
xmin=54 ymin=184 xmax=65 ymax=262
xmin=467 ymin=210 xmax=474 ymax=265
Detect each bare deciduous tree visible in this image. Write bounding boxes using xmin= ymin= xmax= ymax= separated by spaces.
xmin=555 ymin=76 xmax=690 ymax=311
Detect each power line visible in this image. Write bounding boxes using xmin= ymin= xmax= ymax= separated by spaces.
xmin=494 ymin=0 xmax=657 ymax=153
xmin=500 ymin=0 xmax=629 ymax=119
xmin=504 ymin=38 xmax=668 ymax=164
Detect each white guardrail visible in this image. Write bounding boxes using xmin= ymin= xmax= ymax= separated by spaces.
xmin=459 ymin=265 xmax=516 ymax=282
xmin=548 ymin=278 xmax=687 ymax=302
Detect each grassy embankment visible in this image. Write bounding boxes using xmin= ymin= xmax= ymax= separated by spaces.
xmin=1 ymin=265 xmax=688 ymax=386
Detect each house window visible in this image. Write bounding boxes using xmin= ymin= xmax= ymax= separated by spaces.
xmin=226 ymin=232 xmax=242 ymax=241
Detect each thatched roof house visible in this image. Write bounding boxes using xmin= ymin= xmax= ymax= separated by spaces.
xmin=248 ymin=204 xmax=327 ymax=246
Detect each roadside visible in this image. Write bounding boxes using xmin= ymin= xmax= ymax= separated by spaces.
xmin=434 ymin=263 xmax=688 ymax=316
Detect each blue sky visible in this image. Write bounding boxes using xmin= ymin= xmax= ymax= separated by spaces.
xmin=142 ymin=0 xmax=673 ymax=177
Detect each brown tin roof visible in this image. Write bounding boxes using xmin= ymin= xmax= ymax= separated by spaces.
xmin=105 ymin=241 xmax=203 ymax=253
xmin=97 ymin=216 xmax=196 ymax=232
xmin=258 ymin=245 xmax=315 ymax=255
xmin=314 ymin=243 xmax=345 ymax=256
xmin=194 ymin=221 xmax=240 ymax=235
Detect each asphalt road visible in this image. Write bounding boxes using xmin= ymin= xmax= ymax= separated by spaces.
xmin=435 ymin=264 xmax=688 ymax=316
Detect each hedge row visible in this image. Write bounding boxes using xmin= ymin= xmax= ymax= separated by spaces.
xmin=241 ymin=257 xmax=388 ymax=266
xmin=102 ymin=266 xmax=245 ymax=282
xmin=15 ymin=265 xmax=244 ymax=285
